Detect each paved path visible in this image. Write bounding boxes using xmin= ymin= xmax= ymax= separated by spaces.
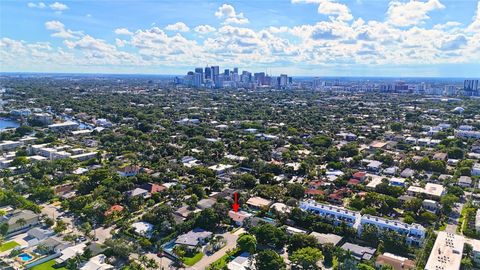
xmin=187 ymin=228 xmax=245 ymax=270
xmin=144 ymin=252 xmax=176 ymax=270
xmin=93 ymin=226 xmax=113 ymax=244
xmin=445 ymin=202 xmax=464 ymax=234
xmin=41 ymin=202 xmax=79 ymax=235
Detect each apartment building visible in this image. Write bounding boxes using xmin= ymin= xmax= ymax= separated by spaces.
xmin=425 ymin=232 xmax=464 ymax=270
xmin=300 ymin=200 xmax=426 ymax=246
xmin=359 ymin=215 xmax=426 ymax=246
xmin=299 ymin=200 xmax=361 ymax=228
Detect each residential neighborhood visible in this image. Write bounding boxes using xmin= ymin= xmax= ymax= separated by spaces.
xmin=0 ymin=75 xmax=480 ymax=270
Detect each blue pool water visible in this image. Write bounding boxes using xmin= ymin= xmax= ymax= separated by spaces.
xmin=0 ymin=118 xmax=20 ymax=130
xmin=18 ymin=253 xmax=33 ymax=261
xmin=163 ymin=241 xmax=176 ymax=252
xmin=261 ymin=217 xmax=276 ymax=223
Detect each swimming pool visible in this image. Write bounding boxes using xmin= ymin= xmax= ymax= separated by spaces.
xmin=162 ymin=241 xmax=176 ymax=252
xmin=18 ymin=253 xmax=33 ymax=262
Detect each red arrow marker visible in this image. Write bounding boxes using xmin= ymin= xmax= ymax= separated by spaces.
xmin=232 ymin=192 xmax=239 ymax=212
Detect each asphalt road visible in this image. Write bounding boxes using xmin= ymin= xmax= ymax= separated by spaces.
xmin=186 ymin=228 xmax=245 ymax=270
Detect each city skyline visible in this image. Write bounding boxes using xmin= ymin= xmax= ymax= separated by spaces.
xmin=1 ymin=0 xmax=480 ymax=77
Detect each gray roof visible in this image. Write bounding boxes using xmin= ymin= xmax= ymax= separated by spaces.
xmin=230 ymin=252 xmax=250 ymax=265
xmin=309 ymin=232 xmax=343 ymax=246
xmin=128 ymin=188 xmax=148 ymax=197
xmin=8 ymin=210 xmax=39 ymax=225
xmin=197 ymin=198 xmax=216 ymax=210
xmin=39 ymin=236 xmax=69 ymax=249
xmin=459 ymin=176 xmax=472 ymax=184
xmin=175 ymin=229 xmax=212 ymax=247
xmin=401 ymin=168 xmax=415 ymax=177
xmin=341 ymin=242 xmax=376 ymax=260
xmin=27 ymin=227 xmax=53 ymax=240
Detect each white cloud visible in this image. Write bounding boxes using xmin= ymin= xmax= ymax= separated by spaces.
xmin=387 ymin=0 xmax=445 ymax=27
xmin=114 ymin=28 xmax=133 ymax=35
xmin=64 ymin=35 xmax=115 ymax=52
xmin=194 ymin=25 xmax=216 ymax=34
xmin=115 ymin=38 xmax=127 ymax=47
xmin=49 ymin=2 xmax=68 ymax=11
xmin=4 ymin=1 xmax=480 ymax=73
xmin=128 ymin=27 xmax=202 ymax=64
xmin=45 ymin=21 xmax=81 ymax=39
xmin=438 ymin=35 xmax=467 ymax=51
xmin=165 ymin=22 xmax=190 ymax=32
xmin=63 ymin=35 xmax=141 ymax=64
xmin=45 ymin=20 xmax=65 ymax=31
xmin=433 ymin=21 xmax=462 ymax=30
xmin=215 ymin=4 xmax=249 ymax=25
xmin=27 ymin=2 xmax=46 ymax=9
xmin=291 ymin=0 xmax=353 ymax=21
xmin=467 ymin=1 xmax=480 ymax=32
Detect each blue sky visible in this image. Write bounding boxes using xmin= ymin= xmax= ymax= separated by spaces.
xmin=1 ymin=0 xmax=479 ymax=77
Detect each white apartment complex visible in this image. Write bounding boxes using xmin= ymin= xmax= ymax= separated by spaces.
xmin=0 ymin=136 xmax=36 ymax=152
xmin=299 ymin=200 xmax=361 ymax=228
xmin=359 ymin=215 xmax=426 ymax=246
xmin=29 ymin=144 xmax=97 ymax=161
xmin=300 ymin=200 xmax=426 ymax=246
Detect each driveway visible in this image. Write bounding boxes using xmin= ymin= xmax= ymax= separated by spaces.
xmin=41 ymin=203 xmax=78 ymax=234
xmin=145 ymin=252 xmax=176 ymax=270
xmin=187 ymin=228 xmax=245 ymax=270
xmin=92 ymin=226 xmax=113 ymax=244
xmin=445 ymin=202 xmax=464 ymax=234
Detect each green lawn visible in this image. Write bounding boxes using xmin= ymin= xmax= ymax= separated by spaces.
xmin=31 ymin=260 xmax=67 ymax=270
xmin=207 ymin=248 xmax=241 ymax=270
xmin=0 ymin=241 xmax=20 ymax=252
xmin=183 ymin=252 xmax=204 ymax=266
xmin=207 ymin=253 xmax=230 ymax=270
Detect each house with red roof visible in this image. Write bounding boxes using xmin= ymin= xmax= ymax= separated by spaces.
xmin=352 ymin=171 xmax=367 ymax=181
xmin=328 ymin=188 xmax=351 ymax=204
xmin=140 ymin=183 xmax=167 ymax=194
xmin=308 ymin=180 xmax=325 ymax=189
xmin=228 ymin=210 xmax=253 ymax=226
xmin=104 ymin=204 xmax=124 ymax=216
xmin=305 ymin=189 xmax=325 ymax=197
xmin=347 ymin=178 xmax=361 ymax=186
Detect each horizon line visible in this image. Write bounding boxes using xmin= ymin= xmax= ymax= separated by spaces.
xmin=0 ymin=71 xmax=478 ymax=80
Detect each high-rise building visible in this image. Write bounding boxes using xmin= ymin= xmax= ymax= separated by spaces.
xmin=241 ymin=71 xmax=251 ymax=83
xmin=254 ymin=72 xmax=266 ymax=85
xmin=194 ymin=72 xmax=203 ymax=88
xmin=313 ymin=78 xmax=325 ymax=89
xmin=232 ymin=73 xmax=240 ymax=82
xmin=464 ymin=79 xmax=479 ymax=96
xmin=233 ymin=67 xmax=239 ymax=74
xmin=444 ymin=85 xmax=456 ymax=96
xmin=195 ymin=68 xmax=204 ymax=83
xmin=211 ymin=66 xmax=220 ymax=77
xmin=204 ymin=66 xmax=212 ymax=80
xmin=214 ymin=75 xmax=224 ymax=88
xmin=211 ymin=66 xmax=220 ymax=88
xmin=279 ymin=74 xmax=288 ymax=88
xmin=224 ymin=69 xmax=231 ymax=81
xmin=184 ymin=72 xmax=194 ymax=86
xmin=394 ymin=82 xmax=409 ymax=92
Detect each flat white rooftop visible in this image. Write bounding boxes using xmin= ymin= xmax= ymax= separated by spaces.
xmin=408 ymin=183 xmax=444 ymax=198
xmin=425 ymin=232 xmax=464 ymax=270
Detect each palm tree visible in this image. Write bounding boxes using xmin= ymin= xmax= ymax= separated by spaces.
xmin=138 ymin=255 xmax=158 ymax=270
xmin=15 ymin=218 xmax=27 ymax=229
